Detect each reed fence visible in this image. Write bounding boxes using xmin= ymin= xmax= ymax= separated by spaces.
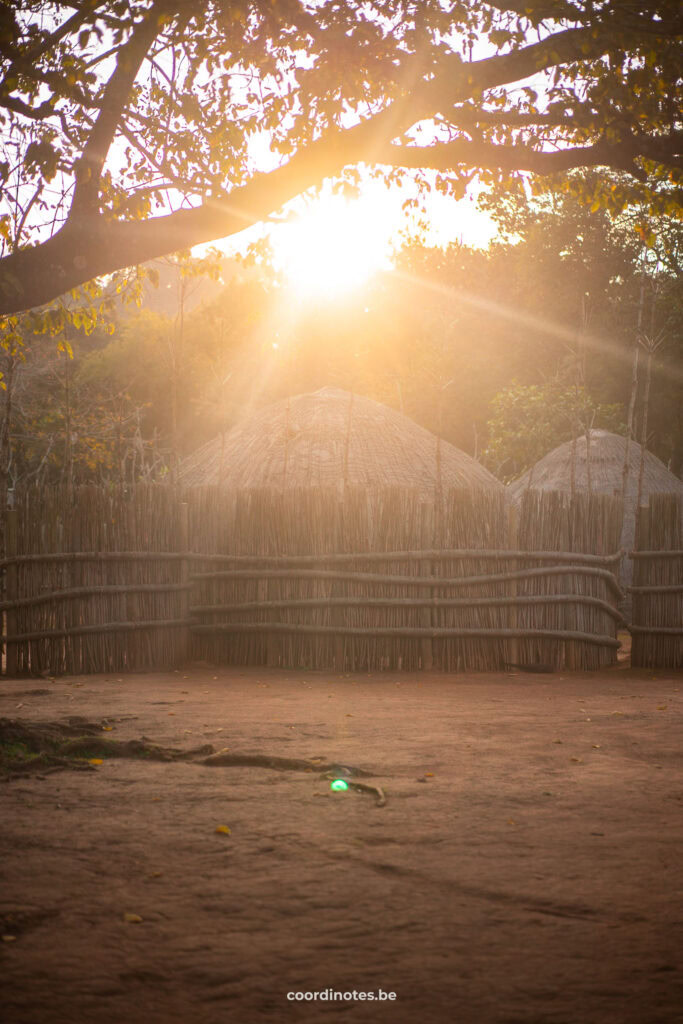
xmin=630 ymin=494 xmax=683 ymax=669
xmin=2 ymin=483 xmax=628 ymax=675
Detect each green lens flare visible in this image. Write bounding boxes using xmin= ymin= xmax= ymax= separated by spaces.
xmin=330 ymin=779 xmax=349 ymax=792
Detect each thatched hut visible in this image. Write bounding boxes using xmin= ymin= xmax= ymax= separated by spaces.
xmin=180 ymin=386 xmax=502 ymax=493
xmin=507 ymin=430 xmax=683 ymax=596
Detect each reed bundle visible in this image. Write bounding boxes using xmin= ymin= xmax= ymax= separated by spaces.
xmin=630 ymin=494 xmax=683 ymax=669
xmin=5 ymin=484 xmax=184 ymax=674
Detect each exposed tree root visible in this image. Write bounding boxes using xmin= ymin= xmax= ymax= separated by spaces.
xmin=202 ymin=750 xmax=385 ymax=805
xmin=0 ymin=717 xmax=213 ymax=777
xmin=200 ymin=750 xmax=372 ymax=777
xmin=1 ymin=719 xmax=386 ymax=804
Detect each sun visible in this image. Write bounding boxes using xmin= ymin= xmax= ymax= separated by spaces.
xmin=270 ymin=193 xmax=393 ymax=299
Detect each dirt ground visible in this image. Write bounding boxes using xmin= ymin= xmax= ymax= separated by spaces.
xmin=1 ymin=662 xmax=682 ymax=1024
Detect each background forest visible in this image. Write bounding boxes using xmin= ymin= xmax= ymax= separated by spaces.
xmin=2 ymin=174 xmax=681 ymax=494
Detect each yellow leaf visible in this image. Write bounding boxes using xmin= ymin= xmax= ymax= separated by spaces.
xmin=657 ymin=705 xmax=667 ymax=711
xmin=2 ymin=934 xmax=17 ymax=942
xmin=424 ymin=772 xmax=434 ymax=777
xmin=88 ymin=758 xmax=103 ymax=765
xmin=123 ymin=913 xmax=143 ymax=924
xmin=102 ymin=726 xmax=113 ymax=732
xmin=215 ymin=825 xmax=231 ymax=835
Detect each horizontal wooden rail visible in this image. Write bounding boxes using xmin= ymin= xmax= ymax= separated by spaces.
xmin=185 ymin=548 xmax=624 ymax=566
xmin=629 ymin=549 xmax=683 ymax=559
xmin=189 ymin=593 xmax=623 ymax=621
xmin=0 ymin=548 xmax=624 ymax=569
xmin=627 ymin=625 xmax=683 ymax=636
xmin=627 ymin=584 xmax=683 ymax=594
xmin=0 ymin=583 xmax=194 ymax=612
xmin=1 ymin=619 xmax=192 ymax=643
xmin=0 ymin=551 xmax=186 ymax=567
xmin=190 ymin=622 xmax=620 ymax=648
xmin=190 ymin=565 xmax=625 ymax=599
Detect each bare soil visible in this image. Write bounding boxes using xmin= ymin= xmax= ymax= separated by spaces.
xmin=1 ymin=664 xmax=682 ymax=1024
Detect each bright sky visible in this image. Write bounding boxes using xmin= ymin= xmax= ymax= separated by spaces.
xmin=271 ymin=180 xmax=495 ymax=299
xmin=212 ymin=176 xmax=496 ymax=300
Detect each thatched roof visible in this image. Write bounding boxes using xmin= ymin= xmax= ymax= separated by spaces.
xmin=507 ymin=430 xmax=683 ymax=507
xmin=508 ymin=431 xmax=682 ymax=596
xmin=180 ymin=387 xmax=502 ymax=493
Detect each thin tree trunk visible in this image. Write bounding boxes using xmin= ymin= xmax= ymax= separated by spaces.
xmin=636 ymin=345 xmax=654 ymax=517
xmin=621 ymin=271 xmax=645 ymax=505
xmin=0 ymin=355 xmax=16 ymax=539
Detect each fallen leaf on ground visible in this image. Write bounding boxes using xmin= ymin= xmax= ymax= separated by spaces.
xmin=592 ymin=744 xmax=601 ymax=749
xmin=88 ymin=758 xmax=103 ymax=765
xmin=215 ymin=825 xmax=231 ymax=835
xmin=570 ymin=757 xmax=583 ymax=763
xmin=657 ymin=706 xmax=668 ymax=711
xmin=102 ymin=726 xmax=113 ymax=732
xmin=123 ymin=913 xmax=143 ymax=924
xmin=2 ymin=934 xmax=17 ymax=942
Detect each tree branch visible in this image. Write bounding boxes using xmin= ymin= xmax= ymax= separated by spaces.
xmin=379 ymin=134 xmax=683 ymax=178
xmin=70 ymin=5 xmax=165 ymax=216
xmin=0 ymin=17 xmax=675 ymax=315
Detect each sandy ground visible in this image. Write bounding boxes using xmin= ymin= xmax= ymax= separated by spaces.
xmin=1 ymin=664 xmax=682 ymax=1024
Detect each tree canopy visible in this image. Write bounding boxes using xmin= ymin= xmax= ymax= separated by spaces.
xmin=0 ymin=0 xmax=681 ymax=318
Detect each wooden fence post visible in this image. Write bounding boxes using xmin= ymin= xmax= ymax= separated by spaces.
xmin=5 ymin=508 xmax=17 ymax=676
xmin=179 ymin=502 xmax=190 ymax=666
xmin=506 ymin=504 xmax=518 ymax=669
xmin=125 ymin=505 xmax=137 ymax=670
xmin=420 ymin=555 xmax=434 ymax=671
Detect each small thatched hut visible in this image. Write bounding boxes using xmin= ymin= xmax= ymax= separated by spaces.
xmin=180 ymin=386 xmax=502 ymax=493
xmin=507 ymin=430 xmax=683 ymax=595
